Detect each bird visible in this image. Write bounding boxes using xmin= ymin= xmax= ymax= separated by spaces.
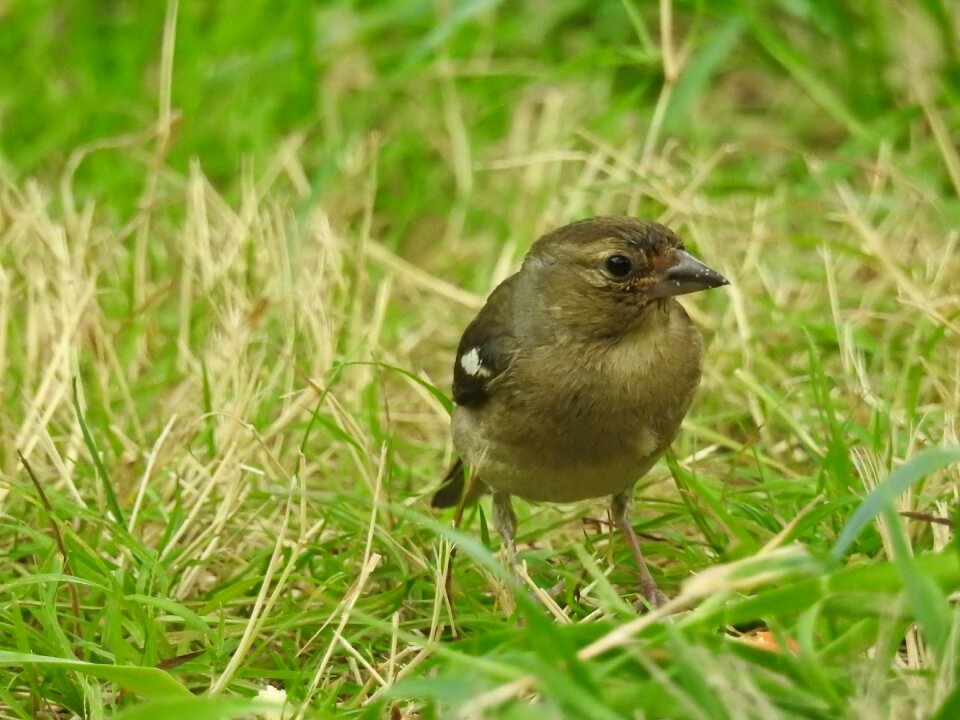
xmin=432 ymin=216 xmax=729 ymax=606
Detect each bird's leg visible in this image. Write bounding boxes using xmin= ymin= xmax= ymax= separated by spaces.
xmin=611 ymin=490 xmax=667 ymax=607
xmin=492 ymin=491 xmax=519 ymax=577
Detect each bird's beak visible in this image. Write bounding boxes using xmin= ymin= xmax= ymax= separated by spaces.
xmin=647 ymin=249 xmax=729 ymax=299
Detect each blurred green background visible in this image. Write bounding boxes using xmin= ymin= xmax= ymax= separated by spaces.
xmin=4 ymin=0 xmax=958 ymax=228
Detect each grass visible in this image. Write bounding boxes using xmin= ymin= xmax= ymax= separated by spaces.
xmin=1 ymin=0 xmax=959 ymax=718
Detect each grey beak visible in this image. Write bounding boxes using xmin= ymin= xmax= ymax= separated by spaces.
xmin=648 ymin=249 xmax=729 ymax=299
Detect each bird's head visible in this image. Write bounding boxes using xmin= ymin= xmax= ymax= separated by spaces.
xmin=519 ymin=216 xmax=729 ymax=340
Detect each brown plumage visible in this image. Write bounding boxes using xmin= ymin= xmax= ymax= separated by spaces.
xmin=434 ymin=217 xmax=728 ymax=605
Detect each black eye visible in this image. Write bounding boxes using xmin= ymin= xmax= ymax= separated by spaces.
xmin=604 ymin=254 xmax=632 ymax=278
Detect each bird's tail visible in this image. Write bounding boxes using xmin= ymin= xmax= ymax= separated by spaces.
xmin=431 ymin=458 xmax=487 ymax=508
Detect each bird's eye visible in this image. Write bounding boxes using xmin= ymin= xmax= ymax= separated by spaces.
xmin=604 ymin=254 xmax=632 ymax=279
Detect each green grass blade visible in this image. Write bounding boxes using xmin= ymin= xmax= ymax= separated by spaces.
xmin=831 ymin=447 xmax=960 ymax=560
xmin=932 ymin=683 xmax=960 ymax=720
xmin=881 ymin=505 xmax=952 ymax=663
xmin=72 ymin=377 xmax=125 ymax=526
xmin=0 ymin=651 xmax=191 ymax=699
xmin=109 ymin=697 xmax=275 ymax=720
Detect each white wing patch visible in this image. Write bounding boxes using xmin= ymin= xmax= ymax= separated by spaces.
xmin=460 ymin=347 xmax=492 ymax=378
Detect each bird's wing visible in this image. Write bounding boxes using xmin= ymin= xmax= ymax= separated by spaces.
xmin=433 ymin=276 xmax=517 ymax=508
xmin=452 ymin=273 xmax=518 ymax=407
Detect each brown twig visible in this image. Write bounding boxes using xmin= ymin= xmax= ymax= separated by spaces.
xmin=441 ymin=472 xmax=477 ymax=641
xmin=899 ymin=510 xmax=955 ymax=528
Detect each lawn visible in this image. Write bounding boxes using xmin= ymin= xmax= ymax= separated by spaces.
xmin=1 ymin=1 xmax=959 ymax=718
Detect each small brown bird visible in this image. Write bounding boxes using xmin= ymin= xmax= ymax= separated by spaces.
xmin=433 ymin=217 xmax=728 ymax=605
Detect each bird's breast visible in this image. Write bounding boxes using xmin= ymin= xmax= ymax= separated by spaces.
xmin=451 ymin=304 xmax=704 ymax=503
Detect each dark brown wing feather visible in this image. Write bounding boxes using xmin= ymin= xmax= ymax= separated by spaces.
xmin=433 ymin=274 xmax=518 ymax=507
xmin=451 ymin=274 xmax=518 ymax=406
